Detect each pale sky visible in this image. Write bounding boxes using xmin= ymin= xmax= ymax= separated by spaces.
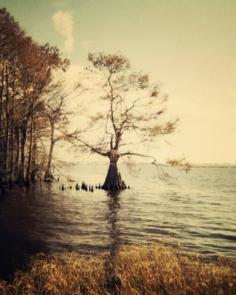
xmin=1 ymin=0 xmax=236 ymax=164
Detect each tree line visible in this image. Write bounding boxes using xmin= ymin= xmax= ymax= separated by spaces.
xmin=0 ymin=7 xmax=72 ymax=187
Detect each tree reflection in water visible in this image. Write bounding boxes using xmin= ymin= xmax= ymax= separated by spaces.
xmin=105 ymin=190 xmax=122 ymax=294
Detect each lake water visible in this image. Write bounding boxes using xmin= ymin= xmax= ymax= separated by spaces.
xmin=0 ymin=163 xmax=236 ymax=279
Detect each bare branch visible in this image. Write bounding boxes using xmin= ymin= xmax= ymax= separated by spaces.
xmin=74 ymin=137 xmax=109 ymax=157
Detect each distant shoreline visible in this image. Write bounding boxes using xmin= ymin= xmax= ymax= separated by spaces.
xmin=64 ymin=160 xmax=236 ymax=167
xmin=191 ymin=165 xmax=236 ymax=168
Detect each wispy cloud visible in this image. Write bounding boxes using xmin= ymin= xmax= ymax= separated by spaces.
xmin=52 ymin=10 xmax=75 ymax=53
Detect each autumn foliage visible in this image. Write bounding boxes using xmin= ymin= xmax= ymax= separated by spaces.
xmin=0 ymin=8 xmax=69 ymax=186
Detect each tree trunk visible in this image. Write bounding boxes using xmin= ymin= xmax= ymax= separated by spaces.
xmin=17 ymin=126 xmax=27 ymax=184
xmin=0 ymin=61 xmax=5 ymax=171
xmin=102 ymin=155 xmax=126 ymax=190
xmin=4 ymin=68 xmax=9 ymax=174
xmin=9 ymin=91 xmax=15 ymax=183
xmin=14 ymin=127 xmax=20 ymax=179
xmin=30 ymin=134 xmax=38 ymax=183
xmin=9 ymin=66 xmax=16 ymax=183
xmin=25 ymin=111 xmax=34 ymax=186
xmin=44 ymin=125 xmax=55 ymax=181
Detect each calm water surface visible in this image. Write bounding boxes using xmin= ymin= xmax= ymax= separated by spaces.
xmin=0 ymin=163 xmax=236 ymax=278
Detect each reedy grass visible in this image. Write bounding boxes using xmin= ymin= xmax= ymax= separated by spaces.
xmin=0 ymin=245 xmax=235 ymax=295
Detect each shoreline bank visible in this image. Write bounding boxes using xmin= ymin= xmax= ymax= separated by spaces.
xmin=0 ymin=245 xmax=235 ymax=295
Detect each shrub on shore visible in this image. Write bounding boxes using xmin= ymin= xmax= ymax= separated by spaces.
xmin=0 ymin=245 xmax=235 ymax=295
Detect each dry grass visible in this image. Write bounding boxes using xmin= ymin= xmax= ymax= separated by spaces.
xmin=0 ymin=245 xmax=235 ymax=295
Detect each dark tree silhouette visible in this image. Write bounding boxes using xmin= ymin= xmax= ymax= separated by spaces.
xmin=0 ymin=7 xmax=69 ymax=188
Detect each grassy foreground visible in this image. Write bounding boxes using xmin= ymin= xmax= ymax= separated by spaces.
xmin=0 ymin=245 xmax=236 ymax=295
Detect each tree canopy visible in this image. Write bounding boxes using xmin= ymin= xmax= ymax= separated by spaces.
xmin=0 ymin=7 xmax=71 ymax=186
xmin=75 ymin=53 xmax=190 ymax=189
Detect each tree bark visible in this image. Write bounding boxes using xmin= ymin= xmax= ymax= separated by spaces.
xmin=102 ymin=153 xmax=126 ymax=190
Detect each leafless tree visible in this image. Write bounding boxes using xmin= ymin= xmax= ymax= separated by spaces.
xmin=75 ymin=53 xmax=190 ymax=190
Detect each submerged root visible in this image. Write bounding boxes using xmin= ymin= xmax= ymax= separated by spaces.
xmin=101 ymin=182 xmax=129 ymax=191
